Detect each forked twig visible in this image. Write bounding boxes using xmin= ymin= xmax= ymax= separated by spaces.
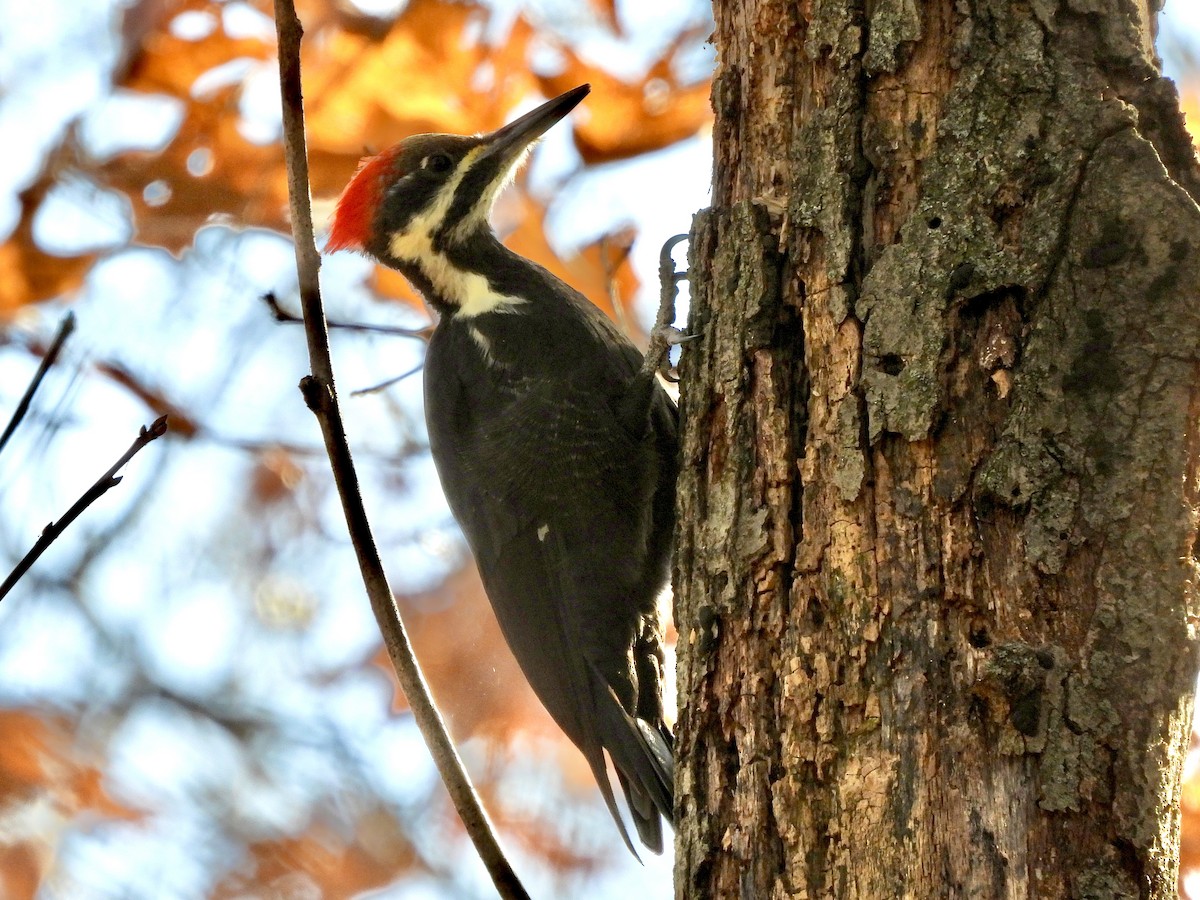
xmin=263 ymin=292 xmax=429 ymax=395
xmin=271 ymin=4 xmax=529 ymax=897
xmin=0 ymin=415 xmax=169 ymax=602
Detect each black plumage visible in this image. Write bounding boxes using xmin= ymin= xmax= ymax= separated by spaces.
xmin=329 ymin=85 xmax=677 ymax=855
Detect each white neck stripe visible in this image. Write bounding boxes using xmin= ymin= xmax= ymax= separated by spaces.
xmin=386 ymin=147 xmax=526 ymax=318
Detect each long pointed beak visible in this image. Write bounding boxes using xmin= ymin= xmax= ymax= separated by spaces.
xmin=480 ymin=84 xmax=590 ymax=165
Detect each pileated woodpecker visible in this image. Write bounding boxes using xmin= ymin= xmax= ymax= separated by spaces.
xmin=328 ymin=85 xmax=677 ymax=856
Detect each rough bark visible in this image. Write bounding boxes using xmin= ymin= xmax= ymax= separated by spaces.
xmin=674 ymin=0 xmax=1200 ymax=897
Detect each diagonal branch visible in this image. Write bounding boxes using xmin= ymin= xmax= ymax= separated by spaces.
xmin=0 ymin=312 xmax=76 ymax=458
xmin=0 ymin=415 xmax=168 ymax=602
xmin=271 ymin=4 xmax=529 ymax=898
xmin=349 ymin=363 xmax=424 ymax=397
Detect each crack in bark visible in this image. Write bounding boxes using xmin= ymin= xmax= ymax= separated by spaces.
xmin=1033 ymin=123 xmax=1135 ymax=313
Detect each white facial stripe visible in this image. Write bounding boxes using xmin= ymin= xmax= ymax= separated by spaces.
xmin=388 ymin=146 xmax=526 ymax=318
xmin=448 ymin=144 xmax=533 ymax=243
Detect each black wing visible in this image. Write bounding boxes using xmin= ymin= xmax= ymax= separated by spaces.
xmin=424 ymin=319 xmax=675 ymax=853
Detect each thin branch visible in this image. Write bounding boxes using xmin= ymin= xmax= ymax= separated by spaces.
xmin=271 ymin=4 xmax=529 ymax=898
xmin=0 ymin=312 xmax=76 ymax=457
xmin=0 ymin=415 xmax=168 ymax=602
xmin=263 ymin=291 xmax=434 ymax=341
xmin=349 ymin=362 xmax=424 ymax=397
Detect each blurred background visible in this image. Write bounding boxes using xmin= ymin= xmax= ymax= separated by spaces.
xmin=0 ymin=1 xmax=1195 ymax=898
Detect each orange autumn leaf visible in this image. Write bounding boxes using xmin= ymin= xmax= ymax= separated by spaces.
xmin=538 ymin=34 xmax=712 ymax=164
xmin=499 ymin=189 xmax=640 ymax=326
xmin=1182 ymin=732 xmax=1200 ymax=892
xmin=0 ymin=710 xmax=141 ymax=822
xmin=121 ymin=0 xmax=274 ymax=99
xmin=375 ymin=564 xmax=553 ymax=740
xmin=69 ymin=767 xmax=143 ymax=823
xmin=303 ymin=0 xmax=538 ymax=159
xmin=1180 ymin=76 xmax=1200 ymax=150
xmin=106 ymin=0 xmax=291 ymax=251
xmin=99 ymin=86 xmax=288 ymax=253
xmin=250 ymin=447 xmax=305 ymax=503
xmin=0 ymin=162 xmax=95 ymax=312
xmin=587 ymin=0 xmax=623 ymax=35
xmin=572 ymin=226 xmax=642 ymax=328
xmin=0 ymin=845 xmax=42 ymax=900
xmin=0 ymin=710 xmax=57 ymax=789
xmin=214 ymin=810 xmax=415 ymax=900
xmin=0 ymin=710 xmax=143 ymax=899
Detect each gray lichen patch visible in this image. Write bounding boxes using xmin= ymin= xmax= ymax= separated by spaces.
xmin=863 ymin=0 xmax=922 ymax=74
xmin=856 ymin=14 xmax=1138 ymax=446
xmin=859 ymin=21 xmax=1075 ymax=444
xmin=981 ymin=127 xmax=1200 ymax=578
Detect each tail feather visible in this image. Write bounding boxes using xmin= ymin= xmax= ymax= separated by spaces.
xmin=581 ymin=743 xmax=642 ymax=859
xmin=587 ymin=666 xmax=675 ymax=856
xmin=617 ymin=769 xmax=662 ymax=853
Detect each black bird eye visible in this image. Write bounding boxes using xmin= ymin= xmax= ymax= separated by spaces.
xmin=423 ymin=153 xmax=453 ymax=174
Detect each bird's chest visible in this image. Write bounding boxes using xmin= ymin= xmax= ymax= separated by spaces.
xmin=425 ymin=319 xmax=548 ymax=434
xmin=423 ymin=320 xmax=633 ymax=506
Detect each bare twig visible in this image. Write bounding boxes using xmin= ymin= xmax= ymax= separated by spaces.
xmin=263 ymin=292 xmax=434 ymax=341
xmin=265 ymin=292 xmax=429 ymax=397
xmin=271 ymin=4 xmax=529 ymax=897
xmin=0 ymin=312 xmax=76 ymax=457
xmin=349 ymin=363 xmax=424 ymax=397
xmin=0 ymin=415 xmax=168 ymax=602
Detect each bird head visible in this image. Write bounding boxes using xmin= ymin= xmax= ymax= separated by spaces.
xmin=328 ymin=84 xmax=590 ymax=270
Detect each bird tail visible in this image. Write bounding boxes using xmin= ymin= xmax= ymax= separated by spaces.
xmin=586 ymin=669 xmax=675 ymax=858
xmin=617 ymin=718 xmax=674 ymax=852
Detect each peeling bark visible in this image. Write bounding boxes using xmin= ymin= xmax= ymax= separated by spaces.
xmin=675 ymin=0 xmax=1200 ymax=897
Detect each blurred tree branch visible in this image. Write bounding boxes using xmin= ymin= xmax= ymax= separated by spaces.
xmin=271 ymin=3 xmax=530 ymax=898
xmin=0 ymin=312 xmax=75 ymax=457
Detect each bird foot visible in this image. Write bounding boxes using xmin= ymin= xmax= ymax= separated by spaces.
xmin=640 ymin=233 xmax=691 ymax=383
xmin=657 ymin=324 xmax=696 ymax=347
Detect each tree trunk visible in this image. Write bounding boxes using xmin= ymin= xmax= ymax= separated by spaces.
xmin=674 ymin=1 xmax=1200 ymax=897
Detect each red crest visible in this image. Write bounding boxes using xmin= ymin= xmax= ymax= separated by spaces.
xmin=327 ymin=146 xmax=403 ymax=253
